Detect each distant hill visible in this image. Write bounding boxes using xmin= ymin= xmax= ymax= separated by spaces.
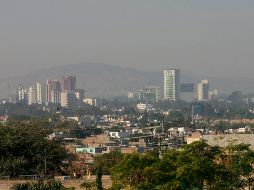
xmin=0 ymin=62 xmax=253 ymax=99
xmin=0 ymin=63 xmax=163 ymax=98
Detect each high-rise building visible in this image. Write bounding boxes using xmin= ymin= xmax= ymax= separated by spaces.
xmin=196 ymin=80 xmax=209 ymax=101
xmin=127 ymin=92 xmax=134 ymax=99
xmin=163 ymin=69 xmax=180 ymax=101
xmin=36 ymin=82 xmax=46 ymax=104
xmin=75 ymin=89 xmax=85 ymax=106
xmin=17 ymin=84 xmax=28 ymax=103
xmin=61 ymin=76 xmax=76 ymax=92
xmin=209 ymin=89 xmax=218 ymax=100
xmin=139 ymin=86 xmax=160 ymax=103
xmin=61 ymin=91 xmax=77 ymax=108
xmin=46 ymin=80 xmax=61 ymax=104
xmin=228 ymin=91 xmax=243 ymax=104
xmin=180 ymin=83 xmax=195 ymax=102
xmin=28 ymin=86 xmax=37 ymax=105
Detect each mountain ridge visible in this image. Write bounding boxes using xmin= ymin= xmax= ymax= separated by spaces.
xmin=0 ymin=63 xmax=253 ymax=99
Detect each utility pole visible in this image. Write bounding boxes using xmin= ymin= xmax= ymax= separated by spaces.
xmin=44 ymin=149 xmax=47 ymax=175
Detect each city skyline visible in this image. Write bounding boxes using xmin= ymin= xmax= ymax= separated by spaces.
xmin=2 ymin=62 xmax=253 ymax=101
xmin=1 ymin=2 xmax=254 ymax=189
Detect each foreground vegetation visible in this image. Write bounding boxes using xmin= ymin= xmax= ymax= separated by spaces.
xmin=110 ymin=141 xmax=254 ymax=190
xmin=11 ymin=180 xmax=74 ymax=190
xmin=1 ymin=121 xmax=254 ymax=189
xmin=0 ymin=121 xmax=69 ymax=177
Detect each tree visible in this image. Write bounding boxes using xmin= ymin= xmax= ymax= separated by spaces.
xmin=110 ymin=141 xmax=254 ymax=190
xmin=11 ymin=180 xmax=74 ymax=190
xmin=94 ymin=151 xmax=124 ymax=175
xmin=0 ymin=121 xmax=69 ymax=177
xmin=227 ymin=144 xmax=254 ymax=190
xmin=111 ymin=151 xmax=159 ymax=189
xmin=80 ymin=181 xmax=96 ymax=190
xmin=96 ymin=166 xmax=103 ymax=190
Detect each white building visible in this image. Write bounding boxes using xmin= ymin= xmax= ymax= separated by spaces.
xmin=36 ymin=83 xmax=46 ymax=104
xmin=136 ymin=103 xmax=153 ymax=111
xmin=209 ymin=89 xmax=218 ymax=100
xmin=109 ymin=131 xmax=131 ymax=139
xmin=164 ymin=69 xmax=180 ymax=101
xmin=17 ymin=84 xmax=27 ymax=102
xmin=84 ymin=98 xmax=97 ymax=107
xmin=28 ymin=86 xmax=37 ymax=105
xmin=128 ymin=92 xmax=134 ymax=99
xmin=196 ymin=80 xmax=209 ymax=101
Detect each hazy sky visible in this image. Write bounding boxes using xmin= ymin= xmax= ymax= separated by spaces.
xmin=0 ymin=0 xmax=254 ymax=78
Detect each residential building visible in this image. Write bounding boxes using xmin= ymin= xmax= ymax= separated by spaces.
xmin=139 ymin=86 xmax=160 ymax=103
xmin=196 ymin=79 xmax=209 ymax=101
xmin=128 ymin=92 xmax=134 ymax=99
xmin=186 ymin=132 xmax=202 ymax=144
xmin=164 ymin=69 xmax=180 ymax=101
xmin=76 ymin=147 xmax=103 ymax=155
xmin=61 ymin=76 xmax=76 ymax=92
xmin=46 ymin=80 xmax=61 ymax=103
xmin=75 ymin=89 xmax=85 ymax=105
xmin=82 ymin=134 xmax=114 ymax=147
xmin=137 ymin=103 xmax=151 ymax=111
xmin=36 ymin=82 xmax=46 ymax=104
xmin=84 ymin=98 xmax=97 ymax=107
xmin=17 ymin=84 xmax=27 ymax=102
xmin=28 ymin=86 xmax=37 ymax=105
xmin=109 ymin=131 xmax=131 ymax=139
xmin=61 ymin=91 xmax=77 ymax=108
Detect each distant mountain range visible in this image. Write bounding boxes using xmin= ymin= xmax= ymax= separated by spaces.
xmin=0 ymin=62 xmax=253 ymax=99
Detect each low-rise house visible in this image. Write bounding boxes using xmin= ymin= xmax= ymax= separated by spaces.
xmin=186 ymin=131 xmax=202 ymax=144
xmin=82 ymin=134 xmax=114 ymax=147
xmin=76 ymin=147 xmax=103 ymax=155
xmin=109 ymin=131 xmax=131 ymax=139
xmin=120 ymin=147 xmax=137 ymax=154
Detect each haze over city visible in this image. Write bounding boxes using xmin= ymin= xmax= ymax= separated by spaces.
xmin=3 ymin=1 xmax=254 ymax=190
xmin=0 ymin=0 xmax=254 ymax=79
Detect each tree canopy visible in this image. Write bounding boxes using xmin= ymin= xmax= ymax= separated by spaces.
xmin=0 ymin=121 xmax=69 ymax=177
xmin=111 ymin=141 xmax=254 ymax=190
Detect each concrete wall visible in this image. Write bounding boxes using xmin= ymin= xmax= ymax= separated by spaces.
xmin=203 ymin=134 xmax=254 ymax=149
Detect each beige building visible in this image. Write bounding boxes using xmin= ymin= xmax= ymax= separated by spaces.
xmin=28 ymin=86 xmax=37 ymax=105
xmin=84 ymin=98 xmax=97 ymax=107
xmin=61 ymin=91 xmax=77 ymax=108
xmin=196 ymin=79 xmax=209 ymax=101
xmin=82 ymin=134 xmax=114 ymax=148
xmin=186 ymin=132 xmax=202 ymax=144
xmin=203 ymin=134 xmax=254 ymax=150
xmin=36 ymin=82 xmax=46 ymax=104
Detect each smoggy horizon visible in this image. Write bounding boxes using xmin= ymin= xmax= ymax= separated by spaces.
xmin=0 ymin=1 xmax=254 ymax=79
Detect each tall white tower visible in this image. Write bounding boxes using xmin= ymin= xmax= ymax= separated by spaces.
xmin=163 ymin=69 xmax=180 ymax=101
xmin=36 ymin=83 xmax=46 ymax=104
xmin=28 ymin=86 xmax=37 ymax=105
xmin=196 ymin=79 xmax=209 ymax=101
